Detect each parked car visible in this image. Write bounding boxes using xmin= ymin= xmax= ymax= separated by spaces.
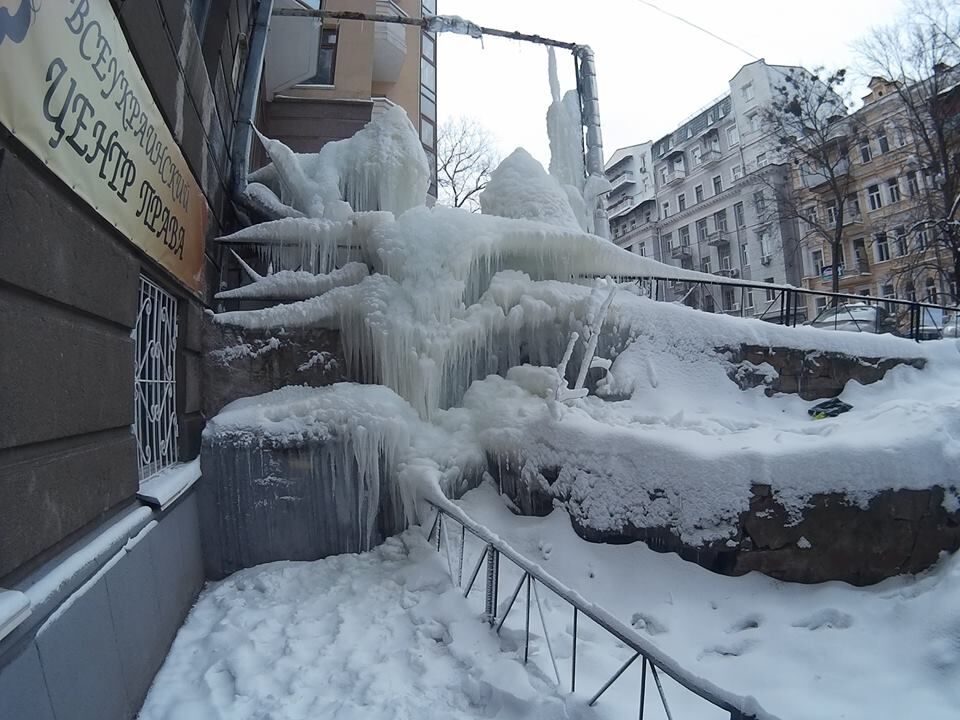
xmin=806 ymin=303 xmax=900 ymax=334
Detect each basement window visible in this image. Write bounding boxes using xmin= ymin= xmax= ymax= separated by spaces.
xmin=134 ymin=276 xmax=179 ymax=482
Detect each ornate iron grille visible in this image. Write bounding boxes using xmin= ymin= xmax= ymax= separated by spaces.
xmin=134 ymin=276 xmax=179 ymax=481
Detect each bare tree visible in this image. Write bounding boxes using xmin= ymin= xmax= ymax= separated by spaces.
xmin=759 ymin=68 xmax=858 ymax=301
xmin=436 ymin=117 xmax=499 ymax=212
xmin=856 ymin=0 xmax=960 ymax=304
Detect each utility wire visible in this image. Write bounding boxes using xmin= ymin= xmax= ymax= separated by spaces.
xmin=629 ymin=0 xmax=760 ymax=61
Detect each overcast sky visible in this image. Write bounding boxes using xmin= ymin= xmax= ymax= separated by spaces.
xmin=435 ymin=0 xmax=909 ymax=167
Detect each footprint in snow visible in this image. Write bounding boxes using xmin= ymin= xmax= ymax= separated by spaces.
xmin=726 ymin=613 xmax=763 ymax=633
xmin=791 ymin=608 xmax=854 ymax=630
xmin=699 ymin=638 xmax=757 ymax=659
xmin=631 ymin=612 xmax=669 ymax=636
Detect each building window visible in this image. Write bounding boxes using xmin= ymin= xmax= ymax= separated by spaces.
xmin=867 ymin=184 xmax=883 ymax=211
xmin=134 ymin=276 xmax=179 ymax=482
xmin=742 ymin=82 xmax=755 ymax=101
xmin=662 ymin=231 xmax=673 ymax=248
xmin=679 ymin=225 xmax=690 ymax=246
xmin=692 ymin=146 xmax=702 ymax=165
xmin=906 ymin=282 xmax=917 ymax=302
xmin=875 ymin=232 xmax=890 ymax=262
xmin=714 ymin=208 xmax=728 ymax=232
xmin=894 ymin=226 xmax=907 ymax=256
xmin=804 ymin=205 xmax=817 ymax=229
xmin=303 ymin=28 xmax=339 ymax=85
xmin=756 ymin=152 xmax=768 ymax=169
xmin=701 ymin=257 xmax=712 ymax=273
xmin=662 ymin=201 xmax=670 ymax=218
xmin=746 ymin=289 xmax=755 ymax=308
xmin=732 ymin=164 xmax=743 ymax=181
xmin=894 ymin=125 xmax=908 ymax=147
xmin=696 ymin=218 xmax=709 ymax=241
xmin=815 ymin=296 xmax=828 ymax=314
xmin=678 ymin=193 xmax=686 ymax=211
xmin=734 ymin=201 xmax=745 ymax=228
xmin=695 ymin=184 xmax=704 ymax=203
xmin=907 ymin=171 xmax=920 ymax=196
xmin=876 ymin=129 xmax=890 ymax=154
xmin=660 ymin=167 xmax=669 ymax=184
xmin=916 ymin=228 xmax=928 ymax=251
xmin=638 ymin=242 xmax=646 ymax=257
xmin=847 ymin=193 xmax=861 ymax=218
xmin=859 ymin=137 xmax=872 ymax=163
xmin=925 ymin=277 xmax=938 ymax=302
xmin=749 ymin=113 xmax=760 ymax=132
xmin=727 ymin=125 xmax=740 ymax=147
xmin=759 ymin=231 xmax=772 ymax=258
xmin=812 ymin=249 xmax=823 ymax=275
xmin=887 ymin=178 xmax=901 ymax=204
xmin=765 ymin=278 xmax=776 ymax=302
xmin=422 ymin=32 xmax=436 ymax=62
xmin=826 ymin=200 xmax=838 ymax=226
xmin=741 ymin=242 xmax=750 ymax=267
xmin=754 ymin=190 xmax=765 ymax=214
xmin=712 ymin=175 xmax=723 ymax=194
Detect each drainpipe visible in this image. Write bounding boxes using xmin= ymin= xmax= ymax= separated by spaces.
xmin=575 ymin=45 xmax=609 ymax=239
xmin=231 ymin=0 xmax=274 ymax=201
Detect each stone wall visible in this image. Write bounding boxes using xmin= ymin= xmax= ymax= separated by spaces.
xmin=724 ymin=344 xmax=926 ymax=401
xmin=202 ymin=322 xmax=348 ymax=418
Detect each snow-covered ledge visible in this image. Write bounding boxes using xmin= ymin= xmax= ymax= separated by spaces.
xmin=137 ymin=458 xmax=202 ymax=511
xmin=0 ymin=589 xmax=31 ymax=642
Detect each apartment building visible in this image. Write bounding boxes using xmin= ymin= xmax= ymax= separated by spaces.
xmin=606 ymin=143 xmax=659 ymax=259
xmin=263 ymin=0 xmax=438 ymax=196
xmin=795 ymin=75 xmax=960 ymax=320
xmin=607 ymin=60 xmax=804 ymax=318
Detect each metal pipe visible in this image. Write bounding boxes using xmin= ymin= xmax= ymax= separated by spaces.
xmin=588 ymin=651 xmax=641 ymax=706
xmin=524 ymin=574 xmax=532 ymax=663
xmin=639 ymin=657 xmax=647 ymax=719
xmin=495 ymin=572 xmax=528 ymax=633
xmin=231 ymin=0 xmax=274 ymax=200
xmin=650 ymin=662 xmax=675 ymax=720
xmin=463 ymin=545 xmax=487 ymax=597
xmin=571 ymin=607 xmax=578 ymax=692
xmin=575 ymin=45 xmax=609 ymax=240
xmin=532 ymin=580 xmax=561 ymax=685
xmin=272 ymin=8 xmax=579 ymax=50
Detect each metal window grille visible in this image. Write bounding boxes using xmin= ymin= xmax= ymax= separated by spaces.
xmin=134 ymin=276 xmax=179 ymax=481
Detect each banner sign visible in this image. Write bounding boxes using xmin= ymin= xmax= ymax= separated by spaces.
xmin=0 ymin=0 xmax=208 ymax=293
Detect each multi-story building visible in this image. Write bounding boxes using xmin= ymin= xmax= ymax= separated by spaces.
xmin=795 ymin=75 xmax=960 ymax=321
xmin=605 ymin=142 xmax=658 ymax=259
xmin=263 ymin=0 xmax=438 ymax=197
xmin=607 ymin=60 xmax=806 ymax=318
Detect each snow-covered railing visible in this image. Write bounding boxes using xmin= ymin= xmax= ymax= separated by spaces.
xmin=425 ymin=500 xmax=778 ymax=720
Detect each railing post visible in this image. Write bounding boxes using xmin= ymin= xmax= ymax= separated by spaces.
xmin=484 ymin=544 xmax=499 ymax=626
xmin=639 ymin=656 xmax=647 ymax=720
xmin=571 ymin=607 xmax=578 ymax=692
xmin=524 ymin=574 xmax=532 ymax=663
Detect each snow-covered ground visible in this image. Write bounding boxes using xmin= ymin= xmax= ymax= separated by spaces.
xmin=138 ymin=530 xmax=580 ymax=720
xmin=139 ymin=482 xmax=960 ymax=720
xmin=454 ymin=483 xmax=960 ymax=720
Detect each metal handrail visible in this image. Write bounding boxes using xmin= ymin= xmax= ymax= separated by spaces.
xmin=425 ymin=499 xmax=777 ymax=720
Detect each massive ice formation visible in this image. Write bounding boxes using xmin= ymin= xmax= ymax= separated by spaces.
xmin=479 ymin=149 xmax=582 ymax=230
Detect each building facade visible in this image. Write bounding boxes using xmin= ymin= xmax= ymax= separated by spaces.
xmin=606 ymin=60 xmax=806 ymax=318
xmin=605 ymin=142 xmax=658 ymax=259
xmin=0 ymin=2 xmax=263 ymax=718
xmin=261 ymin=0 xmax=438 ymax=196
xmin=795 ymin=76 xmax=960 ymax=321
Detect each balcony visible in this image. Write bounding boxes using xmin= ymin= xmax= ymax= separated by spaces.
xmin=372 ymin=0 xmax=408 ymax=83
xmin=706 ymin=229 xmax=729 ymax=247
xmin=608 ymin=171 xmax=636 ymax=192
xmin=801 ymin=157 xmax=850 ymax=192
xmin=606 ymin=194 xmax=631 ymax=212
xmin=843 ymin=212 xmax=864 ymax=226
xmin=701 ymin=147 xmax=722 ymax=165
xmin=663 ymin=168 xmax=687 ymax=186
xmin=671 ymin=243 xmax=692 ymax=259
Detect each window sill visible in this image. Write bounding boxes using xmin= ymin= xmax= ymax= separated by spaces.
xmin=137 ymin=458 xmax=201 ymax=511
xmin=0 ymin=589 xmax=31 ymax=642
